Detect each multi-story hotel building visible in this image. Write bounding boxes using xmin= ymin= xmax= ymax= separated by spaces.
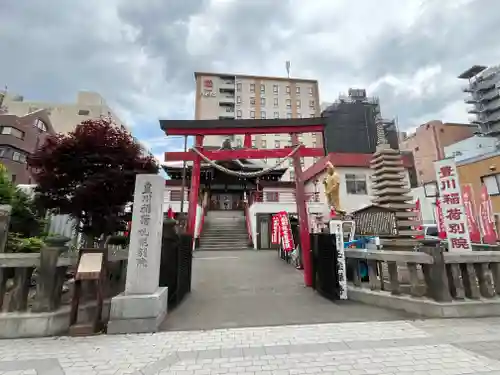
xmin=194 ymin=72 xmax=321 ymax=180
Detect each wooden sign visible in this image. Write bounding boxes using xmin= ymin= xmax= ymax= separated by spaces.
xmin=69 ymin=248 xmax=108 ymax=336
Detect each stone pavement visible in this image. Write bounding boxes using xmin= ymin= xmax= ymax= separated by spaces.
xmin=2 ymin=318 xmax=500 ymax=374
xmin=160 ymin=250 xmax=412 ymax=331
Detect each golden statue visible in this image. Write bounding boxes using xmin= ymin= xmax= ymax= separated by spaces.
xmin=323 ymin=162 xmax=342 ymax=213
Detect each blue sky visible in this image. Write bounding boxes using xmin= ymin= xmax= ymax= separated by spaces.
xmin=2 ymin=0 xmax=500 ymax=165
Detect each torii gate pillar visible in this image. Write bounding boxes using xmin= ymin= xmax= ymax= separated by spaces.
xmin=187 ymin=135 xmax=203 ymax=235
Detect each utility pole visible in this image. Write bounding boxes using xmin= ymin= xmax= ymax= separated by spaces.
xmin=179 ymin=135 xmax=188 ymax=213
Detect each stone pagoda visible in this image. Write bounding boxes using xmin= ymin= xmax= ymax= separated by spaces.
xmin=370 ymin=117 xmax=423 ymax=249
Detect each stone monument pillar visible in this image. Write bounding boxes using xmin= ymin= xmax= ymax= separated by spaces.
xmin=107 ymin=174 xmax=168 ymax=334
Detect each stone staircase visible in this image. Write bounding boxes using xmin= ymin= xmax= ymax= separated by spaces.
xmin=198 ymin=210 xmax=250 ymax=251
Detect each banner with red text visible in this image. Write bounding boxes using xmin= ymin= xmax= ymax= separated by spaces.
xmin=413 ymin=199 xmax=424 ymax=239
xmin=462 ymin=184 xmax=481 ymax=243
xmin=479 ymin=184 xmax=498 ymax=244
xmin=278 ymin=211 xmax=295 ymax=252
xmin=271 ymin=214 xmax=281 ymax=244
xmin=435 ymin=198 xmax=447 ymax=239
xmin=434 ymin=158 xmax=471 ymax=251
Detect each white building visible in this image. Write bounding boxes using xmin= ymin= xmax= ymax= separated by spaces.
xmin=194 ymin=72 xmax=321 ymax=180
xmin=1 ymin=90 xmax=130 ymax=135
xmin=444 ymin=135 xmax=499 ymax=162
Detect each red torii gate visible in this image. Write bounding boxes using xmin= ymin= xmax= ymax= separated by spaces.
xmin=160 ymin=118 xmax=327 ymax=287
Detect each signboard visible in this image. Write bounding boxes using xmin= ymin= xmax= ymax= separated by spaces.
xmin=200 ymin=91 xmax=216 ymax=97
xmin=434 ymin=158 xmax=471 ymax=251
xmin=462 ymin=184 xmax=481 ymax=243
xmin=329 ymin=220 xmax=347 ymax=300
xmin=435 ymin=198 xmax=447 ymax=239
xmin=413 ymin=199 xmax=424 ymax=239
xmin=271 ymin=215 xmax=280 ymax=244
xmin=479 ymin=184 xmax=498 ymax=244
xmin=76 ymin=252 xmax=104 ymax=280
xmin=203 ymin=79 xmax=213 ymax=90
xmin=271 ymin=211 xmax=295 ymax=251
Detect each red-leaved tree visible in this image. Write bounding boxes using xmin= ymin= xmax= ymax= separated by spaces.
xmin=28 ymin=117 xmax=159 ymax=244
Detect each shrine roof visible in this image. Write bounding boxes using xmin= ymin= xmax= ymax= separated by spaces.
xmin=159 ymin=117 xmax=326 ymax=134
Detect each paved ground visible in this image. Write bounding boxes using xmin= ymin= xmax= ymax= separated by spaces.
xmin=2 ymin=318 xmax=500 ymax=374
xmin=160 ymin=250 xmax=413 ymax=331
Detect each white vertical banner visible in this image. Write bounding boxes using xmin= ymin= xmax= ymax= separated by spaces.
xmin=434 ymin=158 xmax=472 ymax=251
xmin=329 ymin=220 xmax=347 ymax=299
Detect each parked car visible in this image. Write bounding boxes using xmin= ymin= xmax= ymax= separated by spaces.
xmin=423 ymin=224 xmax=439 ymax=240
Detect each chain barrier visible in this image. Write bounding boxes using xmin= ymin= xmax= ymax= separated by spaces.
xmin=190 ymin=144 xmax=302 ymax=178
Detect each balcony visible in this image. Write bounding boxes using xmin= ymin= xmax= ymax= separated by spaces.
xmin=219 ymin=94 xmax=235 ymax=105
xmin=219 ymin=79 xmax=235 ymax=90
xmin=480 ymin=88 xmax=500 ymax=102
xmin=473 ymin=79 xmax=496 ymax=92
xmin=481 ymin=98 xmax=500 ymax=113
xmin=219 ymin=105 xmax=235 ymax=118
xmin=467 ymin=106 xmax=479 ymax=114
xmin=462 ymin=85 xmax=473 ymax=93
xmin=465 ymin=97 xmax=479 ymax=104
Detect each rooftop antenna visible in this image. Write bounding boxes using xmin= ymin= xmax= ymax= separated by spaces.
xmin=286 ymin=61 xmax=291 ymax=79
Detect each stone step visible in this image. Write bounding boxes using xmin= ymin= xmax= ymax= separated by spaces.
xmin=201 ymin=238 xmax=249 ymax=244
xmin=197 ymin=247 xmax=250 ymax=251
xmin=198 ymin=243 xmax=249 ymax=249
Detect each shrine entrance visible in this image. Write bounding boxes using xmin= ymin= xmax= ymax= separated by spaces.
xmin=161 ymin=118 xmax=327 ymax=287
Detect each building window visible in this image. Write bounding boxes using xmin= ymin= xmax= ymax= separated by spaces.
xmin=296 ymin=100 xmax=301 ymax=108
xmin=260 ymin=84 xmax=265 ymax=93
xmin=297 ymin=113 xmax=302 ymax=118
xmin=289 ymin=170 xmax=295 ymax=180
xmin=0 ymin=126 xmax=24 ymax=139
xmin=286 ymin=99 xmax=292 ymax=108
xmin=237 ymin=96 xmax=242 ymax=103
xmin=313 ymin=141 xmax=317 ymax=147
xmin=252 ymin=139 xmax=256 ymax=147
xmin=78 ymin=109 xmax=90 ymax=116
xmin=346 ymin=174 xmax=368 ymax=195
xmin=286 ymin=113 xmax=292 ymax=119
xmin=12 ymin=151 xmax=27 ymax=163
xmin=261 ymin=139 xmax=267 ymax=148
xmin=309 ymin=100 xmax=315 ymax=108
xmin=11 ymin=174 xmax=16 ymax=184
xmin=274 ymin=111 xmax=279 ymax=119
xmin=286 ymin=86 xmax=291 ymax=94
xmin=236 ymin=138 xmax=242 ymax=147
xmin=260 ymin=111 xmax=266 ymax=119
xmin=300 ymin=157 xmax=305 ymax=166
xmin=482 ymin=174 xmax=500 ymax=195
xmin=250 ymin=111 xmax=255 ymax=119
xmin=34 ymin=119 xmax=47 ymax=131
xmin=296 ymin=86 xmax=301 ymax=94
xmin=273 ymin=85 xmax=279 ymax=93
xmin=309 ymin=87 xmax=314 ymax=96
xmin=237 ymin=83 xmax=242 ymax=92
xmin=265 ymin=191 xmax=279 ymax=202
xmin=250 ymin=84 xmax=255 ymax=93
xmin=313 ymin=157 xmax=318 ymax=163
xmin=260 ymin=97 xmax=266 ymax=106
xmin=274 ymin=98 xmax=279 ymax=107
xmin=237 ymin=110 xmax=242 ymax=118
xmin=250 ymin=97 xmax=256 ymax=106
xmin=275 ymin=140 xmax=280 ymax=148
xmin=310 ymin=113 xmax=315 ymax=118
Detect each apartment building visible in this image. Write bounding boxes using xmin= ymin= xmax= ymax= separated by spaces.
xmin=399 ymin=120 xmax=476 ymax=185
xmin=459 ymin=64 xmax=500 ymax=136
xmin=194 ymin=72 xmax=321 ymax=180
xmin=1 ymin=90 xmax=129 ymax=135
xmin=0 ymin=109 xmax=55 ymax=184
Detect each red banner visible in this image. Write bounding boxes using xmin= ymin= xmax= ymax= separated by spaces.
xmin=278 ymin=211 xmax=295 ymax=252
xmin=271 ymin=214 xmax=281 ymax=244
xmin=435 ymin=198 xmax=447 ymax=239
xmin=462 ymin=184 xmax=481 ymax=243
xmin=479 ymin=184 xmax=498 ymax=244
xmin=413 ymin=199 xmax=424 ymax=239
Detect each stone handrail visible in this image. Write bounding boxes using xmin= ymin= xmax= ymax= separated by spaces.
xmin=345 ymin=246 xmax=500 ymax=302
xmin=0 ymin=244 xmax=128 ymax=313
